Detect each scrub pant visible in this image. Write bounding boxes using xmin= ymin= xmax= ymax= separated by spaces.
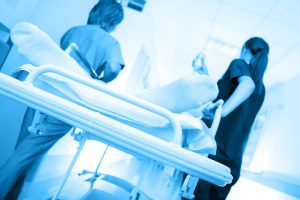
xmin=192 ymin=174 xmax=239 ymax=200
xmin=0 ymin=108 xmax=71 ymax=200
xmin=192 ymin=153 xmax=241 ymax=200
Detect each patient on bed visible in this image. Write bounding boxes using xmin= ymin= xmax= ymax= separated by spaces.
xmin=11 ymin=21 xmax=218 ymax=111
xmin=136 ymin=73 xmax=218 ymax=113
xmin=11 ymin=22 xmax=218 ymax=152
xmin=0 ymin=20 xmax=228 ymax=200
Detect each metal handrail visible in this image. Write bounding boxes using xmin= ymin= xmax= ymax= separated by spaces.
xmin=25 ymin=64 xmax=182 ymax=145
xmin=0 ymin=70 xmax=233 ymax=186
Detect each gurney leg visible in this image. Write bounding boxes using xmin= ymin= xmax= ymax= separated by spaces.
xmin=181 ymin=175 xmax=199 ymax=199
xmin=51 ymin=129 xmax=87 ymax=200
xmin=88 ymin=145 xmax=109 ymax=190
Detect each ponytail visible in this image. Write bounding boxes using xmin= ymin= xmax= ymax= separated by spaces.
xmin=250 ymin=49 xmax=268 ymax=84
xmin=244 ymin=37 xmax=269 ymax=90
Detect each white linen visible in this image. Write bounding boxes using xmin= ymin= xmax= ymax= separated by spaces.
xmin=11 ymin=22 xmax=89 ymax=77
xmin=136 ymin=73 xmax=218 ymax=113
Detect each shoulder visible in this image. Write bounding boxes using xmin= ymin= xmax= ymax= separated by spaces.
xmin=229 ymin=59 xmax=250 ymax=71
xmin=62 ymin=25 xmax=85 ymax=35
xmin=60 ymin=25 xmax=85 ymax=44
xmin=63 ymin=25 xmax=113 ymax=39
xmin=230 ymin=59 xmax=248 ymax=67
xmin=227 ymin=58 xmax=251 ymax=80
xmin=62 ymin=25 xmax=119 ymax=45
xmin=86 ymin=26 xmax=120 ymax=45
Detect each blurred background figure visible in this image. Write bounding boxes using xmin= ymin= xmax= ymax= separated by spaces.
xmin=192 ymin=52 xmax=209 ymax=75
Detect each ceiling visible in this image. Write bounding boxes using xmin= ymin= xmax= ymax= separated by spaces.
xmin=1 ymin=0 xmax=299 ymax=88
xmin=148 ymin=0 xmax=300 ymax=87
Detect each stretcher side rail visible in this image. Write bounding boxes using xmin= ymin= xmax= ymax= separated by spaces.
xmin=0 ymin=69 xmax=233 ymax=187
xmin=25 ymin=65 xmax=182 ymax=145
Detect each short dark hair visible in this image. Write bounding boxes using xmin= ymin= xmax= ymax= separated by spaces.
xmin=87 ymin=0 xmax=124 ymax=31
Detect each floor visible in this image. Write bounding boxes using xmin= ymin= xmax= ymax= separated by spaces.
xmin=18 ymin=170 xmax=300 ymax=200
xmin=17 ymin=136 xmax=300 ymax=200
xmin=227 ymin=171 xmax=300 ymax=200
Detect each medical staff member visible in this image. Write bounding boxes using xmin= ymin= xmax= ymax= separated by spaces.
xmin=194 ymin=37 xmax=269 ymax=200
xmin=0 ymin=0 xmax=124 ymax=199
xmin=60 ymin=0 xmax=125 ymax=82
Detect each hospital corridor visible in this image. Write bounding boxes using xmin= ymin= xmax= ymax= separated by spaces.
xmin=0 ymin=0 xmax=300 ymax=199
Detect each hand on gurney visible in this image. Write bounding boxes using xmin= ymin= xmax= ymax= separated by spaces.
xmin=200 ymin=100 xmax=223 ymax=120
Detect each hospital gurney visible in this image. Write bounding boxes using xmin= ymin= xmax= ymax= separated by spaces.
xmin=0 ymin=66 xmax=231 ymax=199
xmin=0 ymin=22 xmax=232 ymax=199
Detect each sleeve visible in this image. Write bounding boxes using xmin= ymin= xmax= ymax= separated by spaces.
xmin=107 ymin=41 xmax=125 ymax=69
xmin=60 ymin=28 xmax=72 ymax=50
xmin=228 ymin=59 xmax=251 ymax=81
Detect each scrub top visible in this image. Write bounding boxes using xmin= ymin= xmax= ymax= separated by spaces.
xmin=210 ymin=59 xmax=265 ymax=175
xmin=33 ymin=25 xmax=125 ymax=135
xmin=60 ymin=25 xmax=125 ymax=76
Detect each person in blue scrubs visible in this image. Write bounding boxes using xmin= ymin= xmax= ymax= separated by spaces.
xmin=0 ymin=1 xmax=124 ymax=199
xmin=194 ymin=37 xmax=269 ymax=200
xmin=60 ymin=0 xmax=125 ymax=82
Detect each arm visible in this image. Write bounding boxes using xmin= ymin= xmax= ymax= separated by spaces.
xmin=100 ymin=62 xmax=122 ymax=83
xmin=222 ymin=75 xmax=255 ymax=117
xmin=100 ymin=41 xmax=124 ymax=83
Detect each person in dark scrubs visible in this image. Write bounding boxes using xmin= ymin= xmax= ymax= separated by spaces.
xmin=194 ymin=37 xmax=269 ymax=200
xmin=0 ymin=1 xmax=124 ymax=199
